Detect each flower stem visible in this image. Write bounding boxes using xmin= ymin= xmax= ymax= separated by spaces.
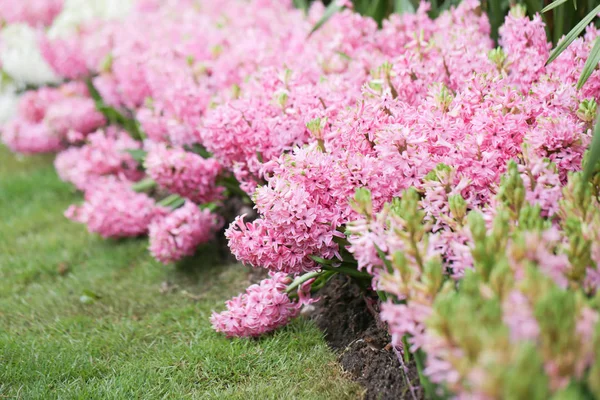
xmin=285 ymin=271 xmax=322 ymax=294
xmin=158 ymin=194 xmax=185 ymax=208
xmin=131 ymin=177 xmax=156 ymax=192
xmin=320 ymin=263 xmax=372 ymax=280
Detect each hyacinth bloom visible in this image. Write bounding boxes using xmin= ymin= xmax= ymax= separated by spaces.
xmin=223 ymin=1 xmax=597 ymax=284
xmin=0 ymin=23 xmax=60 ymax=86
xmin=39 ymin=34 xmax=90 ymax=80
xmin=0 ymin=0 xmax=63 ymax=28
xmin=144 ymin=144 xmax=224 ymax=204
xmin=148 ymin=201 xmax=222 ymax=264
xmin=1 ymin=1 xmax=600 ymax=397
xmin=502 ymin=290 xmax=540 ymax=343
xmin=349 ymin=162 xmax=600 ymax=398
xmin=1 ymin=121 xmax=63 ymax=154
xmin=65 ymin=178 xmax=166 ymax=238
xmin=211 ymin=272 xmax=306 ymax=338
xmin=1 ymin=83 xmax=105 ymax=154
xmin=54 ymin=128 xmax=143 ymax=191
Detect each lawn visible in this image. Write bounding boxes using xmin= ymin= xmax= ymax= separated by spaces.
xmin=0 ymin=146 xmax=362 ymax=399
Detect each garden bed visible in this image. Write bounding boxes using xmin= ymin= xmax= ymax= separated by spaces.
xmin=2 ymin=0 xmax=600 ymax=398
xmin=311 ymin=275 xmax=423 ymax=400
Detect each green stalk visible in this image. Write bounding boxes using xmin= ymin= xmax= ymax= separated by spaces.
xmin=285 ymin=271 xmax=323 ymax=294
xmin=131 ymin=177 xmax=156 ymax=192
xmin=158 ymin=194 xmax=185 ymax=208
xmin=308 ymin=270 xmax=337 ymax=291
xmin=414 ymin=349 xmax=443 ymax=399
xmin=200 ymin=202 xmax=219 ymax=212
xmin=402 ymin=335 xmax=412 ymax=364
xmin=320 ymin=263 xmax=373 ymax=280
xmin=219 ymin=176 xmax=251 ymax=199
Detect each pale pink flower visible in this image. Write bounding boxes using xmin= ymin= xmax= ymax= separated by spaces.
xmin=149 ymin=201 xmax=222 ymax=264
xmin=144 ymin=144 xmax=224 ymax=204
xmin=65 ymin=178 xmax=166 ymax=238
xmin=211 ymin=272 xmax=304 ymax=338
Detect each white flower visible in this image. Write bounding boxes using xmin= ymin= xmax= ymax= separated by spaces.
xmin=0 ymin=80 xmax=19 ymax=125
xmin=0 ymin=23 xmax=60 ymax=86
xmin=48 ymin=0 xmax=134 ymax=39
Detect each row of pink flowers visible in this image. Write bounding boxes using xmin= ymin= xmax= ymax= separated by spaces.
xmin=1 ymin=0 xmax=599 ymax=397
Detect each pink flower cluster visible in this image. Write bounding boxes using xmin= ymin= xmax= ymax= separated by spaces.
xmin=149 ymin=201 xmax=222 ymax=264
xmin=2 ymin=0 xmax=600 ymax=395
xmin=210 ymin=272 xmax=303 ymax=338
xmin=54 ymin=127 xmax=143 ymax=191
xmin=144 ymin=144 xmax=223 ymax=204
xmin=351 ymin=161 xmax=600 ymax=396
xmin=2 ymin=82 xmax=105 ymax=154
xmin=0 ymin=0 xmax=63 ymax=27
xmin=226 ymin=143 xmax=400 ymax=273
xmin=226 ymin=1 xmax=596 ymax=278
xmin=65 ymin=178 xmax=166 ymax=238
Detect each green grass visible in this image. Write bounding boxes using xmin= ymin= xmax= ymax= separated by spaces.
xmin=0 ymin=147 xmax=362 ymax=399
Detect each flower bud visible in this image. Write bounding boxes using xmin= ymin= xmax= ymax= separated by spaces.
xmin=488 ymin=47 xmax=507 ymax=71
xmin=449 ymin=194 xmax=467 ymax=222
xmin=576 ymin=99 xmax=597 ymax=123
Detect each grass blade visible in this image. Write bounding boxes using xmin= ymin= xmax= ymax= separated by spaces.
xmin=546 ymin=4 xmax=600 ymax=65
xmin=578 ymin=36 xmax=600 ymax=89
xmin=308 ymin=1 xmax=346 ymax=37
xmin=541 ymin=0 xmax=569 ymax=13
xmin=584 ymin=112 xmax=600 ymax=180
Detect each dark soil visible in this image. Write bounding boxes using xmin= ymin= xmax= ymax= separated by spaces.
xmin=217 ymin=196 xmax=423 ymax=399
xmin=310 ymin=275 xmax=424 ymax=400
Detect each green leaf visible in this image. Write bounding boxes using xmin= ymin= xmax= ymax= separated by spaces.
xmin=437 ymin=0 xmax=461 ymax=13
xmin=487 ymin=0 xmax=505 ymax=42
xmin=131 ymin=177 xmax=156 ymax=193
xmin=413 ymin=349 xmax=447 ymax=400
xmin=157 ymin=194 xmax=185 ymax=208
xmin=85 ymin=78 xmax=102 ymax=105
xmin=293 ymin=0 xmax=309 ymax=13
xmin=125 ymin=149 xmax=147 ymax=163
xmin=308 ymin=1 xmax=346 ymax=37
xmin=366 ymin=0 xmax=390 ymax=24
xmin=577 ymin=36 xmax=600 ymax=89
xmin=546 ymin=4 xmax=600 ymax=65
xmin=541 ymin=0 xmax=569 ymax=13
xmin=584 ymin=111 xmax=600 ymax=181
xmin=552 ymin=0 xmax=566 ymax=45
xmin=394 ymin=0 xmax=415 ymax=14
xmin=86 ymin=78 xmax=145 ymax=141
xmin=374 ymin=244 xmax=392 ymax=272
xmin=200 ymin=202 xmax=219 ymax=212
xmin=309 ymin=255 xmax=335 ymax=265
xmin=184 ymin=144 xmax=213 ymax=159
xmin=429 ymin=0 xmax=439 ymax=14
